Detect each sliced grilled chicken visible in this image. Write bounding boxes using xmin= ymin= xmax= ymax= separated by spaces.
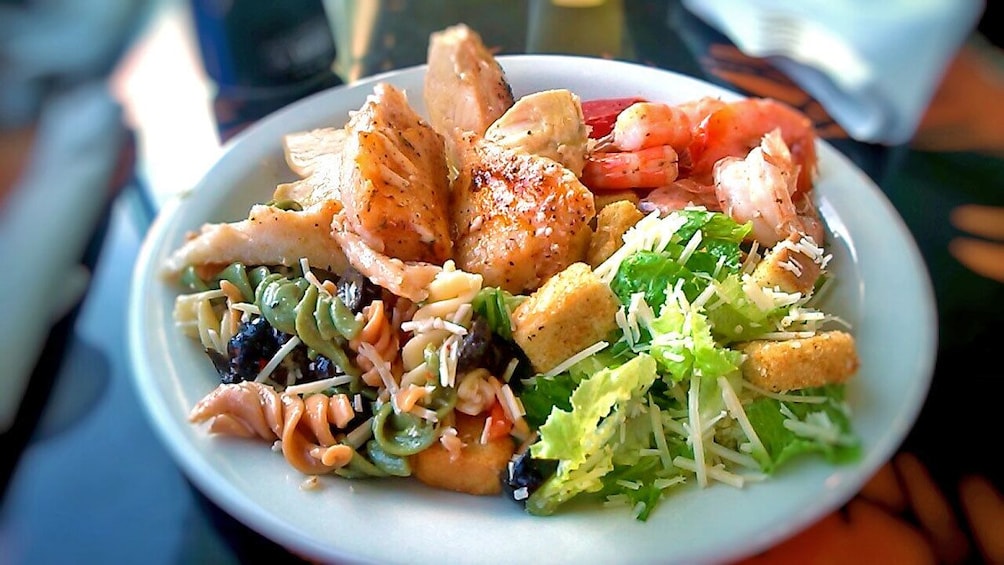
xmin=330 ymin=215 xmax=442 ymax=303
xmin=450 ymin=134 xmax=596 ymax=293
xmin=162 ymin=200 xmax=347 ymax=278
xmin=484 ymin=88 xmax=589 ymax=177
xmin=270 ymin=163 xmax=340 ymax=209
xmin=282 ymin=127 xmax=347 ymax=177
xmin=424 ymin=24 xmax=514 ymax=168
xmin=339 ymin=82 xmax=452 ymax=264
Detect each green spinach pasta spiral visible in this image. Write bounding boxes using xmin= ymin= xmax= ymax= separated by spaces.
xmin=175 ymin=261 xmax=364 ymax=380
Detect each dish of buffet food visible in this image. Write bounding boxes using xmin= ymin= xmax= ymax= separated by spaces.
xmin=129 ymin=25 xmax=936 ymax=565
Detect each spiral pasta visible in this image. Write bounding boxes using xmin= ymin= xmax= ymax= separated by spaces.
xmin=189 ymin=381 xmax=360 ymax=474
xmin=400 ymin=261 xmax=483 ymax=387
xmin=455 ymin=367 xmax=496 ymax=415
xmin=174 ymin=263 xmax=268 ymax=354
xmin=174 ymin=260 xmax=366 ymax=382
xmin=349 ymin=300 xmax=402 ymax=389
xmin=255 ymin=272 xmax=362 ymax=376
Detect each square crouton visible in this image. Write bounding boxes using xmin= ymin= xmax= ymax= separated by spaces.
xmin=409 ymin=412 xmax=514 ymax=495
xmin=750 ymin=232 xmax=826 ymax=295
xmin=511 ymin=262 xmax=621 ymax=373
xmin=587 ymin=200 xmax=644 ymax=268
xmin=592 ymin=189 xmax=641 ymax=211
xmin=739 ymin=330 xmax=859 ymax=392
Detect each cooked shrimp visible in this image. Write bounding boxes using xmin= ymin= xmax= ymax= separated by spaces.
xmin=639 ymin=179 xmax=718 ymax=214
xmin=714 ymin=129 xmax=815 ymax=247
xmin=675 ymin=96 xmax=728 ymax=124
xmin=793 ymin=190 xmax=826 ymax=245
xmin=597 ymin=102 xmax=693 ymax=153
xmin=581 ymin=145 xmax=680 ymax=190
xmin=690 ymin=98 xmax=818 ymax=193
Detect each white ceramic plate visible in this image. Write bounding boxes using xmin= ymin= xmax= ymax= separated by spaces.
xmin=129 ymin=55 xmax=937 ymax=565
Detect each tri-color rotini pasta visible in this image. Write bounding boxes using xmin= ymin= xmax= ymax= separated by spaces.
xmin=349 ymin=299 xmax=401 ymax=389
xmin=176 ymin=255 xmax=523 ymax=489
xmin=400 ymin=260 xmax=483 ymax=388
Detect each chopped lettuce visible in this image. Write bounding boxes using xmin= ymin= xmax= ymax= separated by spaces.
xmin=648 ymin=288 xmax=743 ymax=382
xmin=526 ymin=354 xmax=658 ymax=516
xmin=607 ymin=209 xmax=793 ymax=345
xmin=673 ymin=208 xmax=752 ymax=244
xmin=472 ymin=286 xmax=526 ymax=340
xmin=516 ymin=210 xmax=859 ymax=521
xmin=702 ymin=275 xmax=786 ymax=342
xmin=595 ymin=457 xmax=669 ymax=521
xmin=520 ymin=373 xmax=577 ymax=429
xmin=744 ymin=386 xmax=860 ymax=471
xmin=609 ymin=209 xmax=747 ymax=313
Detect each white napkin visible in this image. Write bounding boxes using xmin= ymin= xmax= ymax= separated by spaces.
xmin=682 ymin=0 xmax=985 ymax=145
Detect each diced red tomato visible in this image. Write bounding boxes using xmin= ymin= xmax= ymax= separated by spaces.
xmin=581 ymin=97 xmax=646 ymax=138
xmin=485 ymin=401 xmax=513 ymax=441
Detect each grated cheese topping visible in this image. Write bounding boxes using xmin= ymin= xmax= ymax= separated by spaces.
xmin=687 ymin=373 xmax=709 ymax=488
xmin=541 ymin=340 xmax=609 ymax=378
xmin=718 ymin=376 xmax=768 ymax=461
xmin=780 ymin=403 xmax=856 ymax=446
xmin=285 ymin=373 xmax=354 ymax=396
xmin=648 ymin=397 xmax=674 ymax=471
xmin=254 ymin=335 xmax=302 ymax=383
xmin=594 ymin=210 xmax=689 ymax=282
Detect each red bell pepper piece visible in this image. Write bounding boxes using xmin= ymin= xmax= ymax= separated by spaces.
xmin=581 ymin=97 xmax=646 ymax=138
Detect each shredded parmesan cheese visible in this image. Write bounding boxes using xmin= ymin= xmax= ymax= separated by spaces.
xmin=718 ymin=376 xmax=768 ymax=459
xmin=357 ymin=342 xmax=399 ymax=395
xmin=687 ymin=374 xmax=709 ymax=488
xmin=677 ymin=229 xmax=703 ymax=265
xmin=541 ymin=340 xmax=609 ymax=378
xmin=673 ymin=456 xmax=745 ymax=488
xmin=594 ymin=211 xmax=688 ymax=282
xmin=285 ymin=373 xmax=354 ymax=395
xmin=648 ymin=397 xmax=674 ymax=471
xmin=254 ymin=335 xmax=302 ymax=383
xmin=401 ymin=317 xmax=468 ymax=336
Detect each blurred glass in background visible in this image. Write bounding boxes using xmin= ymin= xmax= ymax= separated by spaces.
xmin=189 ymin=0 xmax=342 ymax=141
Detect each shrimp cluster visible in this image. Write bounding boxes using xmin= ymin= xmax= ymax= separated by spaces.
xmin=581 ymin=96 xmax=822 ymax=246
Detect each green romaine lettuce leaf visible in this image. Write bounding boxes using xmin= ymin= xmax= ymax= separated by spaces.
xmin=526 ymin=354 xmax=658 ymax=515
xmin=471 ymin=286 xmax=526 ymax=340
xmin=744 ymin=385 xmax=860 ymax=472
xmin=648 ymin=291 xmax=743 ymax=383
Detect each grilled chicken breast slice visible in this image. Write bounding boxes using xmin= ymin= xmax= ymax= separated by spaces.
xmin=331 ymin=215 xmax=442 ymax=303
xmin=282 ymin=127 xmax=347 ymax=177
xmin=271 ymin=163 xmax=340 ymax=209
xmin=424 ymin=24 xmax=514 ymax=168
xmin=162 ymin=200 xmax=348 ymax=278
xmin=340 ymin=82 xmax=452 ymax=264
xmin=484 ymin=89 xmax=589 ymax=177
xmin=451 ymin=135 xmax=596 ymax=293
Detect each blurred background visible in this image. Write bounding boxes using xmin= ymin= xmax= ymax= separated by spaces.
xmin=1 ymin=0 xmax=1001 ymax=563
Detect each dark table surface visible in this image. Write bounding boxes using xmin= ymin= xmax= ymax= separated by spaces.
xmin=2 ymin=1 xmax=1001 ymax=564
